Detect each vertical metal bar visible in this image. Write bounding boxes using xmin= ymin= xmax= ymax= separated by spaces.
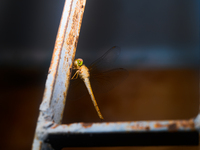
xmin=32 ymin=0 xmax=86 ymax=149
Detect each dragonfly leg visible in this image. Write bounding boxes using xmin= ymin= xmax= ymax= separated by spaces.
xmin=71 ymin=70 xmax=79 ymax=79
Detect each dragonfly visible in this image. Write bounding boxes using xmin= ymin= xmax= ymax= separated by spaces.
xmin=68 ymin=46 xmax=128 ymax=120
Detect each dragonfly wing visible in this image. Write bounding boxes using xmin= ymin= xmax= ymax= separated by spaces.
xmin=89 ymin=46 xmax=121 ymax=72
xmin=90 ymin=68 xmax=128 ymax=94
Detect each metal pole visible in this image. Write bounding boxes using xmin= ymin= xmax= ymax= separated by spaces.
xmin=32 ymin=0 xmax=87 ymax=149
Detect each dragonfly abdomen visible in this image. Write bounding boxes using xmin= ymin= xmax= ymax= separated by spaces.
xmin=83 ymin=77 xmax=104 ymax=120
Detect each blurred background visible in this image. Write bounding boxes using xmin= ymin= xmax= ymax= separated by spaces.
xmin=0 ymin=0 xmax=199 ymax=150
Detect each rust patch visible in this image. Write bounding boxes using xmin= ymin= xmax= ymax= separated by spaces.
xmin=63 ymin=91 xmax=66 ymax=99
xmin=51 ymin=124 xmax=59 ymax=129
xmin=67 ymin=31 xmax=75 ymax=46
xmin=154 ymin=123 xmax=165 ymax=128
xmin=145 ymin=126 xmax=150 ymax=130
xmin=181 ymin=119 xmax=195 ymax=129
xmin=81 ymin=123 xmax=93 ymax=128
xmin=65 ymin=0 xmax=85 ymax=49
xmin=130 ymin=124 xmax=148 ymax=130
xmin=66 ymin=3 xmax=79 ymax=46
xmin=168 ymin=123 xmax=178 ymax=131
xmin=39 ymin=140 xmax=42 ymax=149
xmin=105 ymin=122 xmax=110 ymax=126
xmin=74 ymin=35 xmax=79 ymax=47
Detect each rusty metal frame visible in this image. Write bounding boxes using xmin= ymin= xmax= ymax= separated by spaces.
xmin=32 ymin=0 xmax=200 ymax=149
xmin=32 ymin=0 xmax=87 ymax=149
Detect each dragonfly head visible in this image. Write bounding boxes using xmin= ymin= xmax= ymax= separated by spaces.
xmin=73 ymin=58 xmax=83 ymax=69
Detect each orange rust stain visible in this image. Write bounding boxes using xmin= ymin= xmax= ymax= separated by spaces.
xmin=62 ymin=98 xmax=66 ymax=106
xmin=60 ymin=110 xmax=65 ymax=124
xmin=51 ymin=124 xmax=59 ymax=129
xmin=63 ymin=91 xmax=66 ymax=99
xmin=65 ymin=0 xmax=84 ymax=49
xmin=130 ymin=124 xmax=148 ymax=130
xmin=81 ymin=123 xmax=93 ymax=128
xmin=105 ymin=123 xmax=110 ymax=126
xmin=39 ymin=141 xmax=42 ymax=149
xmin=74 ymin=36 xmax=79 ymax=47
xmin=180 ymin=120 xmax=195 ymax=129
xmin=154 ymin=123 xmax=165 ymax=128
xmin=66 ymin=7 xmax=78 ymax=46
xmin=67 ymin=32 xmax=75 ymax=46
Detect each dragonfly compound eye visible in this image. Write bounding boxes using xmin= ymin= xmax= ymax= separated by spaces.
xmin=74 ymin=58 xmax=83 ymax=68
xmin=77 ymin=58 xmax=83 ymax=66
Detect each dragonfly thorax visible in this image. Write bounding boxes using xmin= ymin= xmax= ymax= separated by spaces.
xmin=79 ymin=65 xmax=90 ymax=79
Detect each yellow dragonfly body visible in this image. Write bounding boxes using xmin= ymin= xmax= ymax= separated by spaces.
xmin=69 ymin=46 xmax=128 ymax=120
xmin=71 ymin=58 xmax=104 ymax=120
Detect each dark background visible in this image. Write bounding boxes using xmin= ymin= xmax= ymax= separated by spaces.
xmin=0 ymin=0 xmax=199 ymax=150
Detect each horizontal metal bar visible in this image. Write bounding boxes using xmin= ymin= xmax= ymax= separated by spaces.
xmin=40 ymin=118 xmax=199 ymax=137
xmin=37 ymin=115 xmax=200 ymax=148
xmin=39 ymin=116 xmax=199 ymax=149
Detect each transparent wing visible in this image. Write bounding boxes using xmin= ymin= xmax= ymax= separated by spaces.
xmin=90 ymin=68 xmax=128 ymax=95
xmin=89 ymin=46 xmax=121 ymax=72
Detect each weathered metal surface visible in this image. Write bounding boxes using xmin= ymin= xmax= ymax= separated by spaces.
xmin=48 ymin=0 xmax=86 ymax=124
xmin=32 ymin=0 xmax=87 ymax=149
xmin=40 ymin=0 xmax=86 ymax=124
xmin=38 ymin=118 xmax=198 ymax=140
xmin=39 ymin=0 xmax=72 ymax=112
xmin=34 ymin=115 xmax=199 ymax=148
